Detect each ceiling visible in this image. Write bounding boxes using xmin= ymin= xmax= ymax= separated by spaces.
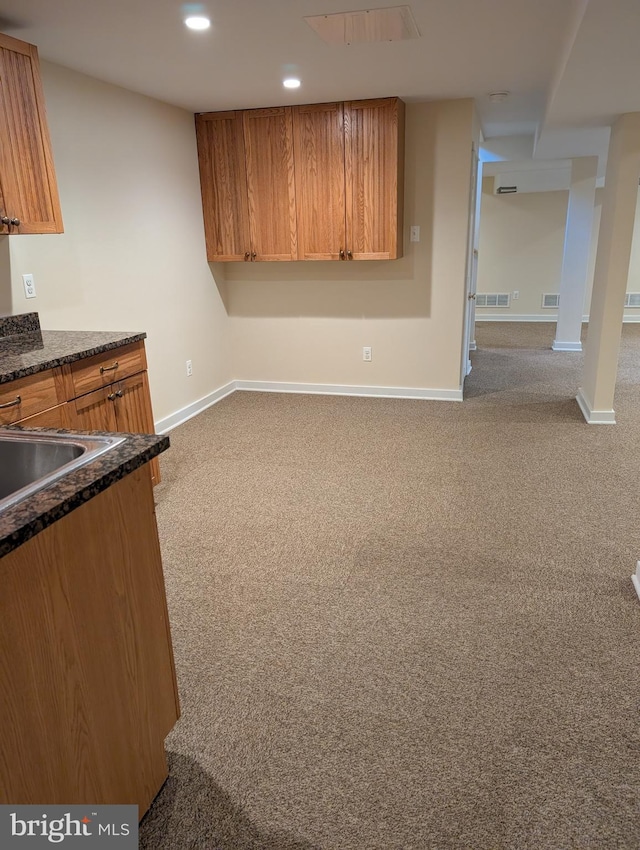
xmin=1 ymin=0 xmax=639 ymax=164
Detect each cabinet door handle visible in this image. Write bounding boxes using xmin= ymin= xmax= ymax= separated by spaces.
xmin=244 ymin=252 xmax=250 ymax=261
xmin=107 ymin=392 xmax=116 ymax=401
xmin=0 ymin=216 xmax=9 ymax=226
xmin=339 ymin=248 xmax=345 ymax=260
xmin=115 ymin=389 xmax=123 ymax=398
xmin=100 ymin=361 xmax=119 ymax=374
xmin=0 ymin=395 xmax=21 ymax=409
xmin=251 ymin=252 xmax=257 ymax=260
xmin=347 ymin=249 xmax=353 ymax=260
xmin=10 ymin=218 xmax=20 ymax=227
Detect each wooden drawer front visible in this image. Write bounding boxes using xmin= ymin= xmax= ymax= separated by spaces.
xmin=16 ymin=402 xmax=73 ymax=430
xmin=70 ymin=341 xmax=146 ymax=398
xmin=0 ymin=371 xmax=58 ymax=425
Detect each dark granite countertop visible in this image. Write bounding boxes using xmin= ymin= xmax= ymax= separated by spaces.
xmin=0 ymin=327 xmax=147 ymax=384
xmin=0 ymin=427 xmax=169 ymax=558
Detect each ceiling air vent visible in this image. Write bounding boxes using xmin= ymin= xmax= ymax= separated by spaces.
xmin=625 ymin=292 xmax=640 ymax=307
xmin=476 ymin=293 xmax=510 ymax=308
xmin=305 ymin=5 xmax=421 ymax=45
xmin=542 ymin=293 xmax=560 ymax=308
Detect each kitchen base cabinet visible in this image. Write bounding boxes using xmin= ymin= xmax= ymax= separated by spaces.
xmin=0 ymin=338 xmax=161 ymax=486
xmin=72 ymin=369 xmax=161 ymax=486
xmin=0 ymin=465 xmax=179 ymax=817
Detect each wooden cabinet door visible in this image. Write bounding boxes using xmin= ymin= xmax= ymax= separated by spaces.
xmin=196 ymin=111 xmax=250 ymax=261
xmin=113 ymin=372 xmax=155 ymax=435
xmin=293 ymin=103 xmax=346 ymax=260
xmin=113 ymin=372 xmax=161 ymax=485
xmin=344 ymin=98 xmax=404 ymax=260
xmin=243 ymin=107 xmax=297 ymax=261
xmin=0 ymin=34 xmax=63 ymax=234
xmin=73 ymin=386 xmax=118 ymax=432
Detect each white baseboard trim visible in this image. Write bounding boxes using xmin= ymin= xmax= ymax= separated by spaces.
xmin=475 ymin=314 xmax=557 ymax=322
xmin=632 ymin=562 xmax=640 ymax=602
xmin=235 ymin=380 xmax=463 ymax=402
xmin=476 ymin=313 xmax=640 ymax=324
xmin=155 ymin=381 xmax=236 ymax=433
xmin=552 ymin=340 xmax=582 ymax=351
xmin=576 ymin=388 xmax=616 ymax=424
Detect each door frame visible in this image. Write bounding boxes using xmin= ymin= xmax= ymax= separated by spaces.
xmin=461 ymin=144 xmax=483 ymax=390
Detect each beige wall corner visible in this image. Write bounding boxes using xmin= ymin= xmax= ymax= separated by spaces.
xmin=7 ymin=61 xmax=233 ymax=424
xmin=227 ymin=98 xmax=475 ymax=394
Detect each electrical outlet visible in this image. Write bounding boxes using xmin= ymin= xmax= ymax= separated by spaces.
xmin=22 ymin=273 xmax=36 ymax=299
xmin=363 ymin=346 xmax=372 ymax=362
xmin=186 ymin=359 xmax=193 ymax=377
xmin=410 ymin=226 xmax=420 ymax=243
xmin=512 ymin=290 xmax=520 ymax=300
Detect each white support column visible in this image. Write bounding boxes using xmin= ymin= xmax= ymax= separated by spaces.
xmin=553 ymin=156 xmax=598 ymax=351
xmin=577 ymin=113 xmax=640 ymax=424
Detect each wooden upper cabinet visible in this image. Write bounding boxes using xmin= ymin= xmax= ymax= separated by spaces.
xmin=195 ymin=96 xmax=404 ymax=262
xmin=196 ymin=106 xmax=297 ymax=261
xmin=243 ymin=107 xmax=297 ymax=261
xmin=293 ymin=103 xmax=346 ymax=261
xmin=0 ymin=33 xmax=63 ymax=234
xmin=195 ymin=111 xmax=250 ymax=261
xmin=345 ymin=98 xmax=405 ymax=260
xmin=294 ymin=97 xmax=404 ymax=261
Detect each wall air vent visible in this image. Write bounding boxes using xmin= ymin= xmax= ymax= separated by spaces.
xmin=625 ymin=292 xmax=640 ymax=307
xmin=496 ymin=186 xmax=517 ymax=194
xmin=305 ymin=6 xmax=420 ymax=44
xmin=476 ymin=293 xmax=510 ymax=308
xmin=542 ymin=293 xmax=560 ymax=308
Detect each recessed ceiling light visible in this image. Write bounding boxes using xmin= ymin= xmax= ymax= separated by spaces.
xmin=283 ymin=77 xmax=301 ymax=89
xmin=185 ymin=15 xmax=210 ymax=30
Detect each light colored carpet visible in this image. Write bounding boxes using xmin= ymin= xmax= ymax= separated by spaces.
xmin=140 ymin=322 xmax=640 ymax=849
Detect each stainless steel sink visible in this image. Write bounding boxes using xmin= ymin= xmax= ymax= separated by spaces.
xmin=0 ymin=429 xmax=125 ymax=511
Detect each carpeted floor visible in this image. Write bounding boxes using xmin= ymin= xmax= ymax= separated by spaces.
xmin=140 ymin=322 xmax=640 ymax=850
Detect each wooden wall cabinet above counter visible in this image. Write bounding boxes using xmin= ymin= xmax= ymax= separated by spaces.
xmin=0 ymin=32 xmax=63 ymax=234
xmin=195 ymin=97 xmax=404 ymax=262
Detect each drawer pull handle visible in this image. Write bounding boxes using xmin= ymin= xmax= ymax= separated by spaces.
xmin=100 ymin=361 xmax=119 ymax=374
xmin=0 ymin=395 xmax=21 ymax=409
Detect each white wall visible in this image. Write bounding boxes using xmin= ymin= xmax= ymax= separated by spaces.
xmin=2 ymin=62 xmax=232 ymax=423
xmin=1 ymin=77 xmax=477 ymax=415
xmin=476 ymin=180 xmax=568 ymax=318
xmin=475 ymin=180 xmax=640 ymax=321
